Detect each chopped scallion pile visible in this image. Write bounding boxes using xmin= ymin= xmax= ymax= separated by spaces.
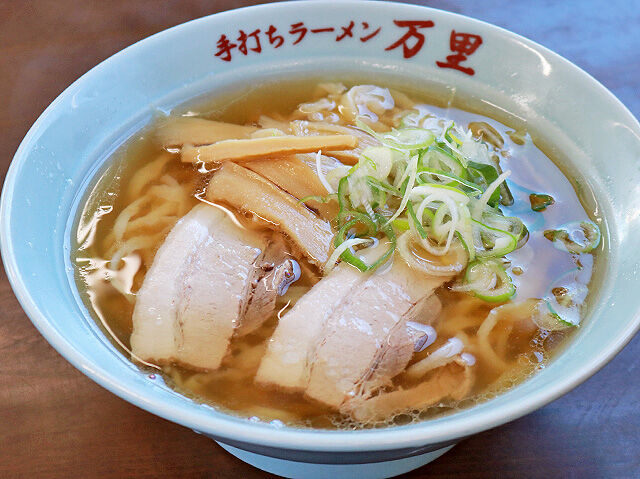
xmin=319 ymin=117 xmax=600 ymax=304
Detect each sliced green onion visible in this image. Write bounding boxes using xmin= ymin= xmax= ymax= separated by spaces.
xmin=322 ymin=114 xmax=547 ymax=304
xmin=461 ymin=259 xmax=515 ymax=302
xmin=535 ymin=268 xmax=589 ymax=327
xmin=325 ymin=165 xmax=351 ymax=191
xmin=366 ymin=176 xmax=402 ymax=197
xmin=439 ymin=122 xmax=467 ymax=166
xmin=336 ymin=211 xmax=378 ymax=239
xmin=406 ymin=200 xmax=429 ymax=239
xmin=361 ymin=177 xmax=388 ymax=209
xmin=332 ymin=214 xmax=395 ymax=272
xmin=445 ymin=124 xmax=463 ymax=146
xmin=467 ymin=161 xmax=500 ymax=207
xmin=385 ymin=154 xmax=419 ymax=226
xmin=392 ymin=218 xmax=410 ymax=231
xmin=414 ymin=193 xmax=460 ymax=255
xmin=472 ymin=219 xmax=518 ymax=258
xmin=370 ymin=214 xmax=397 ymax=270
xmin=543 ymin=220 xmax=601 ymax=253
xmin=416 ymin=167 xmax=483 ymax=196
xmin=410 ymin=183 xmax=470 ymax=204
xmin=421 ymin=145 xmax=466 ymax=177
xmin=532 ymin=303 xmax=575 ymax=331
xmin=325 ymin=238 xmax=372 ymax=272
xmin=488 ymin=155 xmax=514 ymax=206
xmin=356 ymin=118 xmax=435 ymax=151
xmin=337 ymin=176 xmax=351 ymax=220
xmin=471 ymin=170 xmax=511 ymax=220
xmin=431 ymin=203 xmax=453 ymax=243
xmin=397 ymin=230 xmax=466 ymax=277
xmin=481 ymin=211 xmax=526 ymax=240
xmin=359 ymin=146 xmax=398 ymax=179
xmin=456 ymin=207 xmax=475 ymax=262
xmin=385 ymin=128 xmax=436 ymax=150
xmin=529 ymin=193 xmax=555 ymax=212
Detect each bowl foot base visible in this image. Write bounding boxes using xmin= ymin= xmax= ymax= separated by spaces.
xmin=216 ymin=441 xmax=455 ymax=479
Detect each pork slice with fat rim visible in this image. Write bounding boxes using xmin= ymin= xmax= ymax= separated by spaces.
xmin=347 ymin=295 xmax=443 ymax=404
xmin=305 ymin=257 xmax=449 ymax=409
xmin=255 ymin=261 xmax=367 ymax=390
xmin=131 ymin=203 xmax=293 ymax=371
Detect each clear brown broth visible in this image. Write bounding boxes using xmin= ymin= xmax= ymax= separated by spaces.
xmin=73 ymin=78 xmax=603 ymax=429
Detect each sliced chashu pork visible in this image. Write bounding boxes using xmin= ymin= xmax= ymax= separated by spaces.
xmin=351 ymin=295 xmax=442 ymax=402
xmin=131 ymin=203 xmax=296 ymax=371
xmin=256 ymin=260 xmax=365 ymax=390
xmin=305 ymin=257 xmax=447 ymax=409
xmin=256 ymin=244 xmax=450 ymax=409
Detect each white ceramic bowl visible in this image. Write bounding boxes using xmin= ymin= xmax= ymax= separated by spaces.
xmin=2 ymin=2 xmax=639 ymax=478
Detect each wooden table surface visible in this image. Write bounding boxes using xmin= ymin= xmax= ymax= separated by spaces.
xmin=1 ymin=1 xmax=638 ymax=478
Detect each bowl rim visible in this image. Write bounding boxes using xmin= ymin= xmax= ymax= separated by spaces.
xmin=2 ymin=0 xmax=640 ymax=453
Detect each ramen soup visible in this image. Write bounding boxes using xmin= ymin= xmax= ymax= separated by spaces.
xmin=74 ymin=81 xmax=603 ymax=429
